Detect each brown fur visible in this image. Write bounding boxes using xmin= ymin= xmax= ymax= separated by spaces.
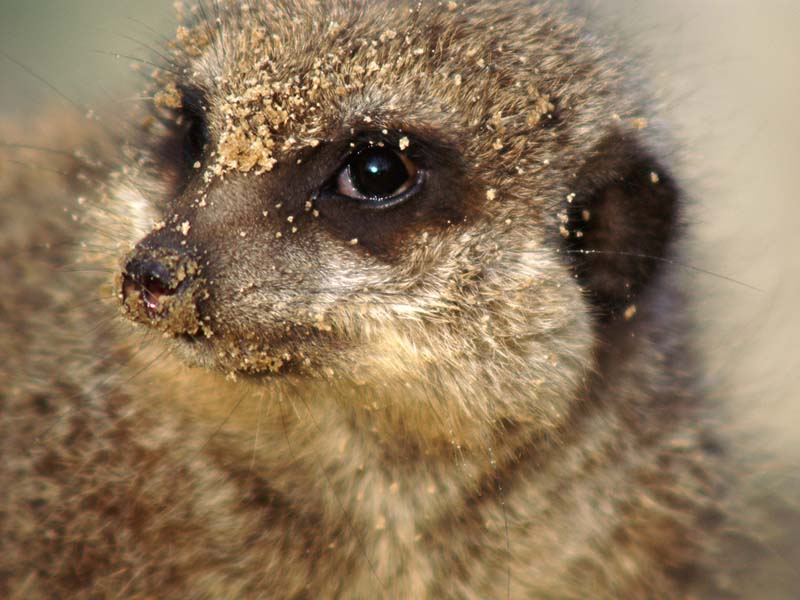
xmin=1 ymin=1 xmax=796 ymax=598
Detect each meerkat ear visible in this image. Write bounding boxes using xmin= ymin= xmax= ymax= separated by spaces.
xmin=562 ymin=131 xmax=681 ymax=319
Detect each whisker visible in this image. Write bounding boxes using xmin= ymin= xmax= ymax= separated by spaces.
xmin=124 ymin=16 xmax=173 ymax=47
xmin=488 ymin=445 xmax=512 ymax=600
xmin=34 ymin=341 xmax=168 ymax=446
xmin=195 ymin=0 xmax=224 ymax=69
xmin=0 ymin=141 xmax=103 ymax=165
xmin=3 ymin=157 xmax=70 ymax=178
xmin=56 ymin=266 xmax=116 ymax=275
xmin=558 ymin=248 xmax=765 ymax=293
xmin=0 ymin=51 xmax=86 ymax=117
xmin=88 ymin=49 xmax=180 ymax=77
xmin=248 ymin=390 xmax=266 ymax=476
xmin=86 ymin=310 xmax=123 ymax=337
xmin=193 ymin=390 xmax=248 ymax=456
xmin=113 ymin=31 xmax=178 ymax=69
xmin=0 ymin=50 xmax=120 ymax=142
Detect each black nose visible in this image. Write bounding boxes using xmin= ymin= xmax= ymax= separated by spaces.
xmin=122 ymin=258 xmax=181 ymax=316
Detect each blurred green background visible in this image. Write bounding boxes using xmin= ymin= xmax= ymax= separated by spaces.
xmin=1 ymin=1 xmax=799 ymax=457
xmin=0 ymin=1 xmax=174 ymax=111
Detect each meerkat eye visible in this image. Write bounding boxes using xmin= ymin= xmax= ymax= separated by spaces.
xmin=335 ymin=146 xmax=420 ymax=207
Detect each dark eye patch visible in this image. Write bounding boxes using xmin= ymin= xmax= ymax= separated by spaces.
xmin=311 ymin=129 xmax=478 ymax=258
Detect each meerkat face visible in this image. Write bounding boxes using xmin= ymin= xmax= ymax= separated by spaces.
xmin=112 ymin=0 xmax=679 ymax=432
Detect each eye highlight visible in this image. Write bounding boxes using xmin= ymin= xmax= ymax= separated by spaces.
xmin=335 ymin=146 xmax=421 ymax=208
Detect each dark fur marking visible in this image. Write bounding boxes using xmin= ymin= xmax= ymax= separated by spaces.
xmin=562 ymin=132 xmax=680 ymax=318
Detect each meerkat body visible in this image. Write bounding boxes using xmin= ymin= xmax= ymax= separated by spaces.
xmin=0 ymin=1 xmax=770 ymax=598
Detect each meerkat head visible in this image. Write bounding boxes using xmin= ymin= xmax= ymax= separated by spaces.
xmin=110 ymin=0 xmax=679 ymax=443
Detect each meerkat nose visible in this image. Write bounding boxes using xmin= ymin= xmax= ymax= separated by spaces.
xmin=122 ymin=256 xmax=185 ymax=318
xmin=119 ymin=247 xmax=206 ymax=336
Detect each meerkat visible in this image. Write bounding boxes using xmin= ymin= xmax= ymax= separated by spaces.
xmin=1 ymin=1 xmax=796 ymax=598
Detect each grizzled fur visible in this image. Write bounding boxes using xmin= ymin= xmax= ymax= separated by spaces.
xmin=1 ymin=1 xmax=793 ymax=598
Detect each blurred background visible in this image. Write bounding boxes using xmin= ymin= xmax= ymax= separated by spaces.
xmin=0 ymin=1 xmax=798 ymax=460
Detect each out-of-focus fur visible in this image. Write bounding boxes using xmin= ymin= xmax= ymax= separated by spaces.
xmin=1 ymin=1 xmax=797 ymax=598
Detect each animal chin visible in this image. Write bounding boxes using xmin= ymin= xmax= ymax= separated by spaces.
xmin=168 ymin=322 xmax=332 ymax=378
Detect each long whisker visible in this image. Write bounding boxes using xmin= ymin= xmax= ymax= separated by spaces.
xmin=113 ymin=31 xmax=178 ymax=69
xmin=88 ymin=49 xmax=180 ymax=77
xmin=124 ymin=16 xmax=173 ymax=47
xmin=193 ymin=390 xmax=248 ymax=456
xmin=248 ymin=390 xmax=266 ymax=476
xmin=3 ymin=158 xmax=71 ymax=178
xmin=0 ymin=50 xmax=121 ymax=142
xmin=488 ymin=445 xmax=512 ymax=600
xmin=558 ymin=248 xmax=765 ymax=293
xmin=0 ymin=51 xmax=86 ymax=117
xmin=0 ymin=141 xmax=102 ymax=163
xmin=34 ymin=340 xmax=168 ymax=445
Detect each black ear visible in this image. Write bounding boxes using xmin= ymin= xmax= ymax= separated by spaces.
xmin=561 ymin=132 xmax=681 ymax=319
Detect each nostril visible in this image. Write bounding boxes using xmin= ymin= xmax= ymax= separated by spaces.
xmin=119 ymin=250 xmax=205 ymax=336
xmin=122 ymin=259 xmax=181 ymax=316
xmin=142 ymin=272 xmax=171 ymax=308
